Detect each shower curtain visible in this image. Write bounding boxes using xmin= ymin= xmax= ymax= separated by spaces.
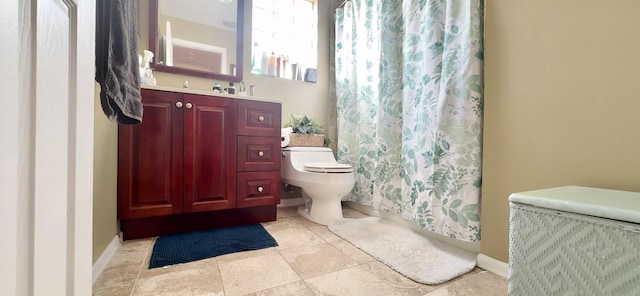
xmin=335 ymin=0 xmax=483 ymax=241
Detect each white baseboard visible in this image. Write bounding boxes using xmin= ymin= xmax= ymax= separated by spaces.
xmin=278 ymin=197 xmax=304 ymax=207
xmin=477 ymin=253 xmax=508 ymax=279
xmin=92 ymin=235 xmax=121 ymax=284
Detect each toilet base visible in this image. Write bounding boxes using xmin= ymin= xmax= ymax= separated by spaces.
xmin=297 ymin=198 xmax=344 ymax=226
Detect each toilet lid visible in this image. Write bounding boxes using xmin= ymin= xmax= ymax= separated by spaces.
xmin=303 ymin=162 xmax=354 ymax=173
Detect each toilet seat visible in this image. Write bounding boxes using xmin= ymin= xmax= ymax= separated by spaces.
xmin=303 ymin=162 xmax=353 ymax=173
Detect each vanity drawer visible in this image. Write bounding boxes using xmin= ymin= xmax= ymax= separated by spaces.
xmin=237 ymin=136 xmax=281 ymax=172
xmin=237 ymin=172 xmax=281 ymax=208
xmin=238 ymin=100 xmax=281 ymax=137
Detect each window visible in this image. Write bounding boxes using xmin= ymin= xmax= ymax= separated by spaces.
xmin=251 ymin=0 xmax=317 ymax=81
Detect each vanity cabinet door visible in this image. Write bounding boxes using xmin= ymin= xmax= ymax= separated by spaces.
xmin=118 ymin=89 xmax=184 ymax=219
xmin=182 ymin=94 xmax=237 ymax=212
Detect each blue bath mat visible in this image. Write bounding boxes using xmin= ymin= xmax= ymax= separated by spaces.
xmin=149 ymin=224 xmax=278 ymax=268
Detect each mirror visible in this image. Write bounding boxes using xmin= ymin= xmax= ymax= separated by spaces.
xmin=149 ymin=0 xmax=244 ymax=82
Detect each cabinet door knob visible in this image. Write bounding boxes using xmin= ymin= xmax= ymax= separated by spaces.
xmin=258 ymin=115 xmax=265 ymax=122
xmin=258 ymin=151 xmax=264 ymax=157
xmin=185 ymin=103 xmax=193 ymax=109
xmin=176 ymin=102 xmax=183 ymax=108
xmin=257 ymin=186 xmax=264 ymax=193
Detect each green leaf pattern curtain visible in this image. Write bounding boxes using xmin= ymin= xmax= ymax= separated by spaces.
xmin=335 ymin=0 xmax=483 ymax=241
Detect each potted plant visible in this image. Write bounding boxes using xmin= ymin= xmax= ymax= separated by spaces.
xmin=284 ymin=114 xmax=325 ymax=147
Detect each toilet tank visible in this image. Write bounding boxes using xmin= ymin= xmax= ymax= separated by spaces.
xmin=282 ymin=147 xmax=336 ymax=171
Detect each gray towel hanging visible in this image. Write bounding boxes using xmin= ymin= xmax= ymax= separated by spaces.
xmin=95 ymin=0 xmax=143 ymax=124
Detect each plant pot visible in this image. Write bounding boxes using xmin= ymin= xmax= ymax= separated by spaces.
xmin=288 ymin=133 xmax=324 ymax=147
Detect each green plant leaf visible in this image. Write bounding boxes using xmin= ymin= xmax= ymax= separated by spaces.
xmin=466 ymin=213 xmax=480 ymax=222
xmin=286 ymin=114 xmax=324 ymax=134
xmin=459 ymin=214 xmax=468 ymax=228
xmin=442 ymin=140 xmax=450 ymax=150
xmin=413 ymin=51 xmax=424 ymax=62
xmin=462 ymin=204 xmax=478 ymax=213
xmin=449 ymin=210 xmax=459 ymax=222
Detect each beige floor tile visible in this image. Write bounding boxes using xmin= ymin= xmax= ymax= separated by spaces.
xmin=92 ymin=264 xmax=139 ymax=296
xmin=108 ymin=238 xmax=153 ymax=268
xmin=305 ymin=265 xmax=399 ymax=296
xmin=308 ymin=225 xmax=342 ymax=242
xmin=138 ymin=240 xmax=160 ymax=271
xmin=268 ymin=227 xmax=325 ymax=250
xmin=137 ymin=256 xmax=217 ymax=280
xmin=329 ymin=239 xmax=376 ymax=264
xmin=218 ymin=249 xmax=300 ymax=296
xmin=361 ymin=261 xmax=440 ymax=296
xmin=290 ymin=215 xmax=324 ymax=228
xmin=93 ymin=284 xmax=135 ymax=296
xmin=253 ymin=281 xmax=316 ymax=296
xmin=93 ymin=239 xmax=154 ymax=295
xmin=262 ymin=216 xmax=307 ymax=232
xmin=215 ymin=247 xmax=278 ymax=265
xmin=423 ymin=271 xmax=507 ymax=296
xmin=279 ymin=242 xmax=357 ymax=279
xmin=121 ymin=237 xmax=155 ymax=250
xmin=94 ymin=207 xmax=501 ymax=296
xmin=132 ymin=257 xmax=224 ymax=296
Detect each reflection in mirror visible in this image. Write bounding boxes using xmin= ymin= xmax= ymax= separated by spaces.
xmin=149 ymin=0 xmax=244 ymax=82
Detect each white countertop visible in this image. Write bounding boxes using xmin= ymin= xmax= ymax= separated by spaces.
xmin=141 ymin=85 xmax=284 ymax=104
xmin=509 ymin=186 xmax=640 ymax=224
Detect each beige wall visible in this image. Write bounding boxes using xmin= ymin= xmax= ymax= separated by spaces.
xmin=92 ymin=85 xmax=119 ymax=263
xmin=92 ymin=1 xmax=333 ymax=260
xmin=483 ymin=0 xmax=640 ymax=262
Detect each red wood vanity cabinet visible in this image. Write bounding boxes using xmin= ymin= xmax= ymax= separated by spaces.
xmin=117 ymin=88 xmax=281 ymax=239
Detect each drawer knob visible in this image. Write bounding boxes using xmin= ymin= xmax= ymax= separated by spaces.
xmin=185 ymin=102 xmax=193 ymax=109
xmin=258 ymin=151 xmax=264 ymax=157
xmin=176 ymin=102 xmax=183 ymax=108
xmin=258 ymin=115 xmax=265 ymax=122
xmin=257 ymin=186 xmax=264 ymax=193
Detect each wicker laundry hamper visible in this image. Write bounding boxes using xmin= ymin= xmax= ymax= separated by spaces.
xmin=508 ymin=186 xmax=640 ymax=296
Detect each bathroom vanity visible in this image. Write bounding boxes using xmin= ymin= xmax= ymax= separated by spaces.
xmin=117 ymin=86 xmax=282 ymax=239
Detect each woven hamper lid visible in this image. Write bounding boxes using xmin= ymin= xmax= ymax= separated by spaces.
xmin=509 ymin=186 xmax=640 ymax=224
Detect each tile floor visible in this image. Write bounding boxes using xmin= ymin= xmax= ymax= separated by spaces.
xmin=93 ymin=206 xmax=507 ymax=296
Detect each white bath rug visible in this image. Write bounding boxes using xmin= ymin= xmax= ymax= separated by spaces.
xmin=328 ymin=217 xmax=477 ymax=285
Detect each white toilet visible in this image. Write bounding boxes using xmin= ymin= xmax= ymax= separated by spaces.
xmin=281 ymin=147 xmax=355 ymax=225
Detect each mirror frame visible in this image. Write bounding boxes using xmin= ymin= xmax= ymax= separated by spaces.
xmin=149 ymin=0 xmax=244 ymax=82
